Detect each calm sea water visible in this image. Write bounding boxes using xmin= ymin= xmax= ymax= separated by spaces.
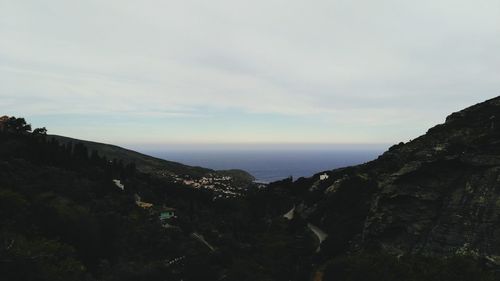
xmin=146 ymin=149 xmax=385 ymax=183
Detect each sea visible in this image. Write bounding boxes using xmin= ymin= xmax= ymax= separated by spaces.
xmin=143 ymin=147 xmax=387 ymax=183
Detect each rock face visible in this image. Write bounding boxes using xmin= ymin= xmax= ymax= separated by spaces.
xmin=288 ymin=96 xmax=500 ymax=260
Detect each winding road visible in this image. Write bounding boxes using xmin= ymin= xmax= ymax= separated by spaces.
xmin=307 ymin=223 xmax=328 ymax=252
xmin=282 ymin=206 xmax=328 ymax=252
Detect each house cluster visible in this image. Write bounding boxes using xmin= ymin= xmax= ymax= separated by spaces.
xmin=180 ymin=175 xmax=232 ymax=188
xmin=173 ymin=174 xmax=246 ymax=200
xmin=134 ymin=194 xmax=154 ymax=208
xmin=319 ymin=173 xmax=329 ymax=181
xmin=134 ymin=194 xmax=176 ymax=227
xmin=165 ymin=256 xmax=186 ymax=267
xmin=150 ymin=170 xmax=254 ymax=200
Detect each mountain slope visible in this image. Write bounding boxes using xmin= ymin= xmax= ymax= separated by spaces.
xmin=49 ymin=135 xmax=255 ymax=183
xmin=2 ymin=99 xmax=499 ymax=281
xmin=279 ymin=96 xmax=500 ymax=264
xmin=0 ymin=120 xmax=313 ymax=281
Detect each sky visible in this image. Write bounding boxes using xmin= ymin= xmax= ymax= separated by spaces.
xmin=1 ymin=0 xmax=499 ymax=148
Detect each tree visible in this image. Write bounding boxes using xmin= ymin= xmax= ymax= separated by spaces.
xmin=33 ymin=127 xmax=47 ymax=136
xmin=4 ymin=117 xmax=31 ymax=134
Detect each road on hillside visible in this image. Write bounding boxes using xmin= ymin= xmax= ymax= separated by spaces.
xmin=307 ymin=223 xmax=328 ymax=252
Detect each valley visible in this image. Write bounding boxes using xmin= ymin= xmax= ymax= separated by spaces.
xmin=3 ymin=96 xmax=500 ymax=281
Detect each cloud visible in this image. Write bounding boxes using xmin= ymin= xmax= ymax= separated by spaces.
xmin=1 ymin=0 xmax=499 ymax=144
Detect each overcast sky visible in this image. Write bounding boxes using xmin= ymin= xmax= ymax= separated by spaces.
xmin=1 ymin=0 xmax=499 ymax=147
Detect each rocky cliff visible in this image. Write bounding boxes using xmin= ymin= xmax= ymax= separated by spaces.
xmin=287 ymin=96 xmax=500 ymax=263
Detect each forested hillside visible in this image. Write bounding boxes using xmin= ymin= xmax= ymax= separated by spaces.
xmin=1 ymin=109 xmax=498 ymax=281
xmin=0 ymin=116 xmax=313 ymax=281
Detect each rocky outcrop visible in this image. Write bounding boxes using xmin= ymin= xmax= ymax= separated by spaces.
xmin=286 ymin=96 xmax=500 ymax=260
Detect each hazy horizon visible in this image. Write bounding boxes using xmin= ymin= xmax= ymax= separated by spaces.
xmin=2 ymin=1 xmax=499 ymax=146
xmin=148 ymin=148 xmax=386 ymax=182
xmin=127 ymin=142 xmax=391 ymax=152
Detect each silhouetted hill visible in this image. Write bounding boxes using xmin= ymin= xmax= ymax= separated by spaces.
xmin=49 ymin=135 xmax=210 ymax=176
xmin=3 ymin=95 xmax=500 ymax=281
xmin=49 ymin=134 xmax=255 ymax=183
xmin=272 ymin=96 xmax=500 ymax=279
xmin=0 ymin=123 xmax=313 ymax=281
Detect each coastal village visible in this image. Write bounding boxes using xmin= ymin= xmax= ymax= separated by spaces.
xmin=154 ymin=170 xmax=258 ymax=199
xmin=1 ymin=115 xmax=254 ymax=202
xmin=172 ymin=174 xmax=248 ymax=199
xmin=150 ymin=167 xmax=260 ymax=200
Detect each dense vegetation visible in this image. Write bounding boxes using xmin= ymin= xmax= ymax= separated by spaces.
xmin=0 ymin=117 xmax=313 ymax=281
xmin=0 ymin=116 xmax=496 ymax=281
xmin=323 ymin=253 xmax=496 ymax=281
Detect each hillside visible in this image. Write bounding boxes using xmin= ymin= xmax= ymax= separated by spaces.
xmin=271 ymin=96 xmax=500 ymax=279
xmin=49 ymin=135 xmax=255 ymax=183
xmin=3 ymin=95 xmax=500 ymax=281
xmin=0 ymin=121 xmax=315 ymax=281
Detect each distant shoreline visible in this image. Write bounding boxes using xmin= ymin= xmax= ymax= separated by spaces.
xmin=146 ymin=149 xmax=386 ymax=183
